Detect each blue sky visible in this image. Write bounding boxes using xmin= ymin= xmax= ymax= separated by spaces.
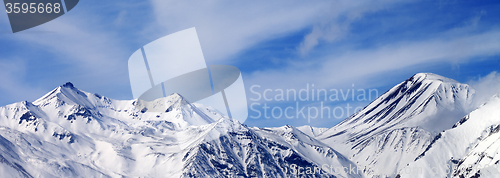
xmin=0 ymin=0 xmax=499 ymax=128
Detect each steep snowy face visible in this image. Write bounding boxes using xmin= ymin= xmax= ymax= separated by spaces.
xmin=319 ymin=73 xmax=474 ymax=140
xmin=0 ymin=83 xmax=358 ymax=178
xmin=401 ymin=94 xmax=500 ymax=178
xmin=316 ymin=73 xmax=475 ymax=177
xmin=179 ymin=122 xmax=363 ymax=178
xmin=452 ymin=124 xmax=500 ymax=178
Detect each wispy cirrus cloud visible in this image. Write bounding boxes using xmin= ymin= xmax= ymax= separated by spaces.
xmin=247 ymin=29 xmax=500 ymax=91
xmin=149 ymin=0 xmax=408 ymax=63
xmin=297 ymin=0 xmax=409 ymax=55
xmin=0 ymin=0 xmax=157 ymax=103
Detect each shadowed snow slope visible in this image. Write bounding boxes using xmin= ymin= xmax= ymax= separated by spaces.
xmin=317 ymin=73 xmax=475 ymax=177
xmin=401 ymin=94 xmax=500 ymax=178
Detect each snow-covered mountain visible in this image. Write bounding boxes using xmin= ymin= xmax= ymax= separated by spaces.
xmin=0 ymin=82 xmax=361 ymax=178
xmin=316 ymin=73 xmax=476 ymax=177
xmin=401 ymin=94 xmax=500 ymax=178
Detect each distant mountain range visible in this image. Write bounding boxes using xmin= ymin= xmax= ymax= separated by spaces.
xmin=1 ymin=73 xmax=499 ymax=178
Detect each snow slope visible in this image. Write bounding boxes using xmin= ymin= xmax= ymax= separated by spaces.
xmin=296 ymin=125 xmax=328 ymax=138
xmin=401 ymin=94 xmax=500 ymax=178
xmin=316 ymin=73 xmax=475 ymax=177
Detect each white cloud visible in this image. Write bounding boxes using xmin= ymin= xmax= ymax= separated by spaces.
xmin=466 ymin=10 xmax=487 ymax=30
xmin=0 ymin=3 xmax=149 ymax=100
xmin=297 ymin=0 xmax=403 ymax=55
xmin=11 ymin=16 xmax=126 ymax=73
xmin=149 ymin=0 xmax=405 ymax=62
xmin=468 ymin=71 xmax=500 ymax=108
xmin=298 ymin=23 xmax=346 ymax=56
xmin=246 ymin=30 xmax=500 ymax=93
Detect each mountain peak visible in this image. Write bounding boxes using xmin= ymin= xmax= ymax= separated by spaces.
xmin=62 ymin=82 xmax=75 ymax=88
xmin=34 ymin=82 xmax=99 ymax=108
xmin=133 ymin=92 xmax=217 ymax=126
xmin=169 ymin=93 xmax=188 ymax=103
xmin=410 ymin=73 xmax=458 ymax=83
